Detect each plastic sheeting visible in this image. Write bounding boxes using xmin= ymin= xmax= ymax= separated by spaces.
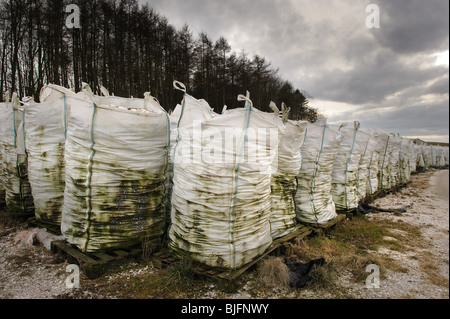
xmin=169 ymin=83 xmax=280 ymax=269
xmin=0 ymin=94 xmax=34 ymax=216
xmin=295 ymin=122 xmax=342 ymax=224
xmin=269 ymin=102 xmax=307 ymax=239
xmin=23 ymin=84 xmax=74 ymax=226
xmin=61 ymin=89 xmax=170 ymax=252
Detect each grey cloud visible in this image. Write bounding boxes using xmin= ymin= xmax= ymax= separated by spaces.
xmin=306 ymin=50 xmax=447 ymax=105
xmin=427 ymin=75 xmax=450 ymax=95
xmin=141 ymin=0 xmax=448 ymax=142
xmin=331 ymin=100 xmax=449 ymax=137
xmin=374 ymin=0 xmax=449 ymax=54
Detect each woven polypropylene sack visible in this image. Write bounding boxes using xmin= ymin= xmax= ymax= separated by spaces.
xmin=169 ymin=92 xmax=280 ymax=269
xmin=374 ymin=130 xmax=393 ymax=191
xmin=331 ymin=122 xmax=369 ymax=211
xmin=270 ymin=119 xmax=307 ymax=239
xmin=0 ymin=121 xmax=5 ymax=208
xmin=422 ymin=145 xmax=432 ymax=168
xmin=413 ymin=144 xmax=424 ymax=170
xmin=61 ymin=93 xmax=170 ymax=252
xmin=22 ymin=85 xmax=75 ymax=227
xmin=354 ymin=129 xmax=372 ymax=203
xmin=295 ymin=123 xmax=342 ymax=224
xmin=366 ymin=130 xmax=381 ymax=196
xmin=389 ymin=135 xmax=402 ymax=188
xmin=0 ymin=97 xmax=34 ymax=216
xmin=443 ymin=147 xmax=449 ymax=166
xmin=399 ymin=138 xmax=413 ymax=184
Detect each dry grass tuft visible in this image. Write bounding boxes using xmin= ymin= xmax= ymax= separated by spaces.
xmin=257 ymin=257 xmax=290 ymax=288
xmin=418 ymin=252 xmax=450 ymax=288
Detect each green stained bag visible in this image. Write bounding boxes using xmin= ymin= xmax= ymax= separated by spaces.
xmin=61 ymin=86 xmax=170 ymax=252
xmin=0 ymin=93 xmax=34 ymax=217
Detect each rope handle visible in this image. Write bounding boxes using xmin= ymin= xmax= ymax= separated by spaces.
xmin=173 ymin=80 xmax=187 ymax=93
xmin=100 ymin=85 xmax=110 ymax=97
xmin=39 ymin=83 xmax=76 ymax=102
xmin=269 ymin=101 xmax=280 ymax=116
xmin=237 ymin=92 xmax=253 ymax=109
xmin=281 ymin=102 xmax=290 ymax=123
xmin=11 ymin=92 xmax=20 ymax=110
xmin=82 ymin=82 xmax=95 ymax=99
xmin=143 ymin=91 xmax=166 ymax=112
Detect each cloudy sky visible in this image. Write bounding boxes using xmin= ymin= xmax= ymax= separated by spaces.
xmin=141 ymin=0 xmax=449 ymax=143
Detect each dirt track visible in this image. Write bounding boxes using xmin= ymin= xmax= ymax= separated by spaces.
xmin=0 ymin=169 xmax=448 ymax=299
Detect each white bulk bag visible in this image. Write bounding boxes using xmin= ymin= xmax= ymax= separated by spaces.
xmin=61 ymin=90 xmax=170 ymax=252
xmin=269 ymin=102 xmax=307 ymax=239
xmin=422 ymin=145 xmax=432 ymax=168
xmin=437 ymin=147 xmax=446 ymax=168
xmin=331 ymin=122 xmax=369 ymax=211
xmin=0 ymin=94 xmax=34 ymax=216
xmin=0 ymin=145 xmax=4 ymax=207
xmin=399 ymin=138 xmax=413 ymax=184
xmin=443 ymin=147 xmax=449 ymax=166
xmin=295 ymin=122 xmax=342 ymax=224
xmin=389 ymin=135 xmax=402 ymax=188
xmin=366 ymin=130 xmax=381 ymax=196
xmin=169 ymin=83 xmax=280 ymax=269
xmin=354 ymin=129 xmax=372 ymax=202
xmin=162 ymin=103 xmax=183 ymax=231
xmin=374 ymin=130 xmax=393 ymax=191
xmin=22 ymin=84 xmax=76 ymax=227
xmin=410 ymin=144 xmax=420 ymax=173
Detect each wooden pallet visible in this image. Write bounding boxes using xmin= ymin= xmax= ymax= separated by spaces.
xmin=153 ymin=224 xmax=313 ymax=292
xmin=364 ymin=190 xmax=385 ymax=204
xmin=302 ymin=213 xmax=346 ymax=229
xmin=27 ymin=217 xmax=61 ymax=235
xmin=205 ymin=225 xmax=313 ymax=292
xmin=50 ymin=240 xmax=146 ymax=279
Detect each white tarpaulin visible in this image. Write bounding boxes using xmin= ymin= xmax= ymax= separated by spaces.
xmin=169 ymin=82 xmax=280 ymax=269
xmin=61 ymin=88 xmax=170 ymax=252
xmin=295 ymin=122 xmax=342 ymax=224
